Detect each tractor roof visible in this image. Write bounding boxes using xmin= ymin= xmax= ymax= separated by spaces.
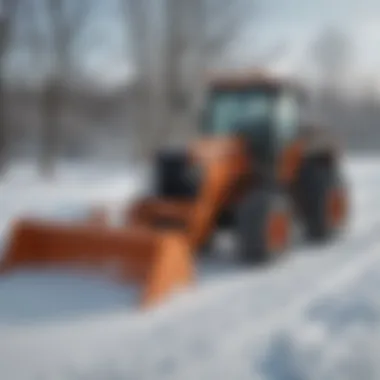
xmin=208 ymin=69 xmax=302 ymax=94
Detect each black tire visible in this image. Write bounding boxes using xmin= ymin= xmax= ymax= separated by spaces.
xmin=198 ymin=237 xmax=214 ymax=259
xmin=235 ymin=189 xmax=291 ymax=265
xmin=299 ymin=163 xmax=347 ymax=242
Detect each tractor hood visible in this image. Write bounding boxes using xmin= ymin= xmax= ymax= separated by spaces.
xmin=155 ymin=137 xmax=251 ymax=200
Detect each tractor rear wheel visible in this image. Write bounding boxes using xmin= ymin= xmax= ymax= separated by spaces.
xmin=235 ymin=190 xmax=291 ymax=265
xmin=299 ymin=164 xmax=347 ymax=242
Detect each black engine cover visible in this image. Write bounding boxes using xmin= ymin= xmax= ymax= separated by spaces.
xmin=155 ymin=149 xmax=200 ymax=199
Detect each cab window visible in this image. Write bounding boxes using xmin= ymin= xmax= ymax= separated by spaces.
xmin=273 ymin=91 xmax=300 ymax=147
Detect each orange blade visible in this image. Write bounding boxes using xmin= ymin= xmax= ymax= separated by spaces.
xmin=0 ymin=219 xmax=194 ymax=307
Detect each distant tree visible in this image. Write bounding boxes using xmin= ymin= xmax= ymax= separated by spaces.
xmin=310 ymin=27 xmax=351 ymax=129
xmin=122 ymin=0 xmax=261 ymax=161
xmin=312 ymin=27 xmax=350 ymax=91
xmin=39 ymin=0 xmax=91 ymax=178
xmin=0 ymin=0 xmax=19 ymax=173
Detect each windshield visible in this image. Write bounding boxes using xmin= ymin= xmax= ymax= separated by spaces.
xmin=204 ymin=90 xmax=274 ymax=135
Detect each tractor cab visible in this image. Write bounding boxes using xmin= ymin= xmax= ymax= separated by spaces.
xmin=202 ymin=72 xmax=305 ymax=165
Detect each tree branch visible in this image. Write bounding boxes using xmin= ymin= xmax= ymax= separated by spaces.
xmin=122 ymin=0 xmax=151 ymax=74
xmin=68 ymin=0 xmax=91 ymax=37
xmin=205 ymin=0 xmax=256 ymax=61
xmin=0 ymin=0 xmax=19 ymax=172
xmin=254 ymin=41 xmax=288 ymax=66
xmin=0 ymin=0 xmax=20 ymax=56
xmin=47 ymin=0 xmax=90 ymax=75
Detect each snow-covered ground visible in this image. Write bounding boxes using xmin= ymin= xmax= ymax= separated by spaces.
xmin=1 ymin=156 xmax=380 ymax=380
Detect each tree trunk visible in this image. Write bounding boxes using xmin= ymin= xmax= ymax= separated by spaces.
xmin=39 ymin=79 xmax=62 ymax=178
xmin=0 ymin=82 xmax=6 ymax=173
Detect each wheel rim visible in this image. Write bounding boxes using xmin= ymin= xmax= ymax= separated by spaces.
xmin=266 ymin=211 xmax=289 ymax=253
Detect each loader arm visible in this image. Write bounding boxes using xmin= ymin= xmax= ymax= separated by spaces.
xmin=187 ymin=137 xmax=251 ymax=247
xmin=128 ymin=137 xmax=251 ymax=250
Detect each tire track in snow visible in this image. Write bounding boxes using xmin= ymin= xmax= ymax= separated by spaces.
xmin=1 ymin=159 xmax=380 ymax=380
xmin=137 ymin=219 xmax=380 ymax=380
xmin=203 ymin=239 xmax=380 ymax=380
xmin=222 ymin=232 xmax=380 ymax=353
xmin=133 ymin=168 xmax=380 ymax=379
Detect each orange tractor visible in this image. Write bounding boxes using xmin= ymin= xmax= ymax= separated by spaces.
xmin=0 ymin=72 xmax=348 ymax=308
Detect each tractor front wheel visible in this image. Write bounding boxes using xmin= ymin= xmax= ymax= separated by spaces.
xmin=235 ymin=190 xmax=291 ymax=265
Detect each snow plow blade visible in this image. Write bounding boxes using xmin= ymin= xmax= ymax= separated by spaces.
xmin=0 ymin=219 xmax=193 ymax=308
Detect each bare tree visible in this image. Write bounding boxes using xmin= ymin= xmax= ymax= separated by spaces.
xmin=0 ymin=0 xmax=19 ymax=173
xmin=312 ymin=27 xmax=350 ymax=91
xmin=121 ymin=0 xmax=155 ymax=162
xmin=122 ymin=0 xmax=258 ymax=162
xmin=39 ymin=0 xmax=91 ymax=177
xmin=204 ymin=0 xmax=257 ymax=64
xmin=311 ymin=27 xmax=351 ymax=128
